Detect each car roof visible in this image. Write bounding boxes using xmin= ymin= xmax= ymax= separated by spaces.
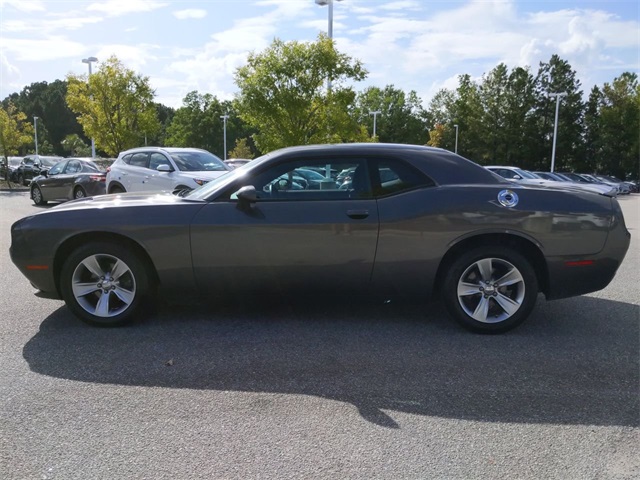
xmin=119 ymin=147 xmax=209 ymax=155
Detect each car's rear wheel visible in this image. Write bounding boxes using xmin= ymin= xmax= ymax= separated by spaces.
xmin=17 ymin=173 xmax=25 ymax=186
xmin=442 ymin=246 xmax=538 ymax=333
xmin=74 ymin=186 xmax=86 ymax=199
xmin=31 ymin=185 xmax=47 ymax=205
xmin=60 ymin=242 xmax=153 ymax=327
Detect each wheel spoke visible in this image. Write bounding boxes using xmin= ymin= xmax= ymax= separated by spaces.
xmin=110 ymin=260 xmax=129 ymax=281
xmin=72 ymin=282 xmax=100 ymax=297
xmin=82 ymin=255 xmax=105 ymax=278
xmin=94 ymin=291 xmax=111 ymax=317
xmin=494 ymin=292 xmax=521 ymax=316
xmin=495 ymin=267 xmax=523 ymax=288
xmin=476 ymin=258 xmax=493 ymax=282
xmin=113 ymin=286 xmax=134 ymax=306
xmin=457 ymin=281 xmax=481 ymax=297
xmin=471 ymin=296 xmax=490 ymax=322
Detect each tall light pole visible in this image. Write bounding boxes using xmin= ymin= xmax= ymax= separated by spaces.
xmin=453 ymin=124 xmax=459 ymax=154
xmin=82 ymin=56 xmax=98 ymax=159
xmin=220 ymin=114 xmax=229 ymax=160
xmin=315 ymin=0 xmax=343 ymax=91
xmin=369 ymin=110 xmax=381 ymax=139
xmin=549 ymin=92 xmax=567 ymax=172
xmin=33 ymin=116 xmax=39 ymax=156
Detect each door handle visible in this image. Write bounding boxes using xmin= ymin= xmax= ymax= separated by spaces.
xmin=346 ymin=209 xmax=369 ymax=219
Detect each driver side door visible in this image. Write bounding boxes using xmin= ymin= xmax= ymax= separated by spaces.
xmin=190 ymin=156 xmax=380 ymax=297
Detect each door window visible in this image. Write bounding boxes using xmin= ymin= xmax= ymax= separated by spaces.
xmin=149 ymin=153 xmax=172 ymax=171
xmin=129 ymin=153 xmax=149 ymax=167
xmin=232 ymin=158 xmax=371 ymax=201
xmin=47 ymin=161 xmax=66 ymax=176
xmin=65 ymin=160 xmax=82 ymax=174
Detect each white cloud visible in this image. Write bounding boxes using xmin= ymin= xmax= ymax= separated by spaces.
xmin=172 ymin=8 xmax=207 ymax=20
xmin=93 ymin=44 xmax=161 ymax=73
xmin=379 ymin=1 xmax=422 ymax=11
xmin=0 ymin=36 xmax=86 ymax=61
xmin=0 ymin=0 xmax=45 ymax=12
xmin=1 ymin=15 xmax=103 ymax=33
xmin=86 ymin=0 xmax=168 ymax=17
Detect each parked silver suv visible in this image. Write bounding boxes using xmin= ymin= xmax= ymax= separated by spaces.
xmin=106 ymin=147 xmax=230 ymax=194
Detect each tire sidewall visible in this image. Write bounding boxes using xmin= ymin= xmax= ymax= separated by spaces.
xmin=32 ymin=185 xmax=45 ymax=205
xmin=442 ymin=246 xmax=538 ymax=333
xmin=74 ymin=187 xmax=86 ymax=199
xmin=60 ymin=242 xmax=150 ymax=327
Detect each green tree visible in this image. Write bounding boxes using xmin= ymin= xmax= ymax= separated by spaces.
xmin=533 ymin=55 xmax=584 ymax=171
xmin=229 ymin=138 xmax=254 ymax=159
xmin=0 ymin=102 xmax=33 ymax=186
xmin=165 ymin=91 xmax=226 ymax=154
xmin=597 ymin=72 xmax=640 ymax=178
xmin=2 ymin=80 xmax=85 ymax=156
xmin=62 ymin=134 xmax=91 ymax=156
xmin=234 ymin=34 xmax=369 ymax=152
xmin=66 ymin=56 xmax=160 ymax=157
xmin=352 ymin=85 xmax=428 ymax=144
xmin=449 ymin=75 xmax=483 ymax=161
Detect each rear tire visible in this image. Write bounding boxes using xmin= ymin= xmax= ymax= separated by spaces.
xmin=60 ymin=242 xmax=154 ymax=327
xmin=74 ymin=186 xmax=86 ymax=199
xmin=442 ymin=246 xmax=538 ymax=333
xmin=31 ymin=185 xmax=47 ymax=205
xmin=17 ymin=173 xmax=25 ymax=186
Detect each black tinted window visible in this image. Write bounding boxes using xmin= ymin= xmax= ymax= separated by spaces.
xmin=372 ymin=159 xmax=434 ymax=196
xmin=129 ymin=153 xmax=148 ymax=167
xmin=122 ymin=154 xmax=132 ymax=165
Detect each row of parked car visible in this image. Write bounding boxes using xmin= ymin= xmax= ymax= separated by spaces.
xmin=486 ymin=166 xmax=637 ymax=195
xmin=1 ymin=149 xmax=637 ymax=206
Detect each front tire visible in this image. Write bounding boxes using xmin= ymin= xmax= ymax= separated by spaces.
xmin=442 ymin=246 xmax=538 ymax=333
xmin=60 ymin=242 xmax=153 ymax=327
xmin=31 ymin=185 xmax=47 ymax=205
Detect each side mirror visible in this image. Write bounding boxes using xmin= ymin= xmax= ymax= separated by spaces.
xmin=157 ymin=164 xmax=172 ymax=172
xmin=513 ymin=175 xmax=522 ymax=180
xmin=41 ymin=170 xmax=49 ymax=177
xmin=235 ymin=185 xmax=258 ymax=206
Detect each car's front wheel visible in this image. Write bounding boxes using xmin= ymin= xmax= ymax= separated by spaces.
xmin=60 ymin=242 xmax=153 ymax=327
xmin=442 ymin=246 xmax=538 ymax=333
xmin=31 ymin=185 xmax=47 ymax=205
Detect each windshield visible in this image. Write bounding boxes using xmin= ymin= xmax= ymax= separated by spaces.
xmin=169 ymin=151 xmax=228 ymax=172
xmin=9 ymin=158 xmax=21 ymax=166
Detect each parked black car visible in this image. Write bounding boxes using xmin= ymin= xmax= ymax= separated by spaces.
xmin=30 ymin=158 xmax=107 ymax=205
xmin=14 ymin=155 xmax=63 ymax=186
xmin=0 ymin=156 xmax=22 ymax=181
xmin=10 ymin=144 xmax=630 ymax=333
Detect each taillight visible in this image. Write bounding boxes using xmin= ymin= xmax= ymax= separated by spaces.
xmin=106 ymin=166 xmax=111 ymax=173
xmin=90 ymin=175 xmax=106 ymax=182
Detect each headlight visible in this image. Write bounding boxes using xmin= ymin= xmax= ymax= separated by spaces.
xmin=193 ymin=178 xmax=210 ymax=186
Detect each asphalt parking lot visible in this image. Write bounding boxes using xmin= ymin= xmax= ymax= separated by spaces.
xmin=1 ymin=191 xmax=638 ymax=479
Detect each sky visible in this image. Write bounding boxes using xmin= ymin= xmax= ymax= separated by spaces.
xmin=0 ymin=0 xmax=638 ymax=109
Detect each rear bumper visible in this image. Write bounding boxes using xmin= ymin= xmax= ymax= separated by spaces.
xmin=545 ymin=206 xmax=631 ymax=300
xmin=10 ymin=220 xmax=60 ymax=298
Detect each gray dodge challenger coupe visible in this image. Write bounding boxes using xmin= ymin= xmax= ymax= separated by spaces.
xmin=10 ymin=144 xmax=630 ymax=333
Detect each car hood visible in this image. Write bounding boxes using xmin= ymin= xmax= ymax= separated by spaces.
xmin=40 ymin=191 xmax=201 ymax=214
xmin=176 ymin=170 xmax=229 ymax=181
